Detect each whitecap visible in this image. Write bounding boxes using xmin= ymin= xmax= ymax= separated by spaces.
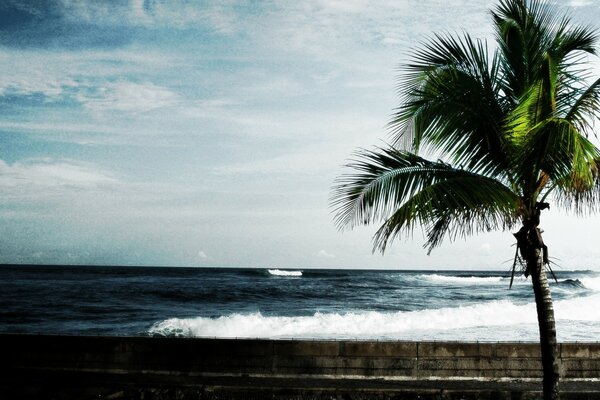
xmin=268 ymin=269 xmax=302 ymax=277
xmin=579 ymin=276 xmax=600 ymax=291
xmin=418 ymin=274 xmax=506 ymax=285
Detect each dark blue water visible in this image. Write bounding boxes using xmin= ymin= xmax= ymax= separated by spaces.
xmin=2 ymin=265 xmax=599 ymax=341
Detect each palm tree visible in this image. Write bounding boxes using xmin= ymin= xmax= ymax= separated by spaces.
xmin=331 ymin=0 xmax=600 ymax=398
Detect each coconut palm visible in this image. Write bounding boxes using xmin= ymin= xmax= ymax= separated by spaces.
xmin=331 ymin=0 xmax=600 ymax=398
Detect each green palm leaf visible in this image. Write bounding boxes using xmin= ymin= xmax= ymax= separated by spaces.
xmin=390 ymin=33 xmax=510 ymax=177
xmin=564 ymin=78 xmax=600 ymax=135
xmin=511 ymin=117 xmax=599 ymax=187
xmin=331 ymin=148 xmax=520 ymax=253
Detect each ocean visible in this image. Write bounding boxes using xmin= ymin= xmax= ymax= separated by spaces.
xmin=2 ymin=265 xmax=600 ymax=342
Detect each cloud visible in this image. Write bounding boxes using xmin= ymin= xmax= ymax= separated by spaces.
xmin=58 ymin=0 xmax=229 ymax=29
xmin=317 ymin=249 xmax=336 ymax=259
xmin=0 ymin=0 xmax=244 ymax=49
xmin=198 ymin=250 xmax=208 ymax=259
xmin=0 ymin=158 xmax=118 ymax=189
xmin=0 ymin=0 xmax=520 ymax=59
xmin=0 ymin=75 xmax=74 ymax=99
xmin=76 ymin=81 xmax=180 ymax=113
xmin=568 ymin=0 xmax=593 ymax=7
xmin=0 ymin=50 xmax=196 ymax=147
xmin=214 ymin=150 xmax=337 ymax=176
xmin=0 ymin=52 xmax=79 ymax=100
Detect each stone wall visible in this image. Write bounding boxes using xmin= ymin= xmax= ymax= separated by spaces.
xmin=2 ymin=334 xmax=600 ymax=399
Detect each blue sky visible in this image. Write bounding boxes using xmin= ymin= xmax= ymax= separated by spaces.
xmin=2 ymin=0 xmax=600 ymax=269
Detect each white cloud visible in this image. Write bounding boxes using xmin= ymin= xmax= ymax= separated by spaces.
xmin=57 ymin=0 xmax=241 ymax=30
xmin=0 ymin=120 xmax=124 ymax=137
xmin=480 ymin=243 xmax=492 ymax=253
xmin=314 ymin=0 xmax=371 ymax=14
xmin=0 ymin=54 xmax=78 ymax=99
xmin=0 ymin=48 xmax=184 ymax=121
xmin=317 ymin=249 xmax=336 ymax=259
xmin=77 ymin=81 xmax=180 ymax=113
xmin=198 ymin=250 xmax=208 ymax=259
xmin=569 ymin=0 xmax=592 ymax=7
xmin=215 ymin=150 xmax=337 ymax=176
xmin=0 ymin=158 xmax=118 ymax=189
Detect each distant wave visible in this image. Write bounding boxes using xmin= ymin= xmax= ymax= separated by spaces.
xmin=420 ymin=274 xmax=598 ymax=291
xmin=419 ymin=274 xmax=507 ymax=285
xmin=556 ymin=279 xmax=585 ymax=289
xmin=148 ymin=293 xmax=600 ymax=341
xmin=268 ymin=269 xmax=302 ymax=277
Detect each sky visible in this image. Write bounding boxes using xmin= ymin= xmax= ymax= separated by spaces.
xmin=2 ymin=0 xmax=600 ymax=270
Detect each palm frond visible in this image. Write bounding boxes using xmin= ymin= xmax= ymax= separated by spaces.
xmin=389 ymin=33 xmax=510 ymax=177
xmin=371 ymin=169 xmax=521 ymax=254
xmin=564 ymin=78 xmax=600 ymax=136
xmin=552 ymin=168 xmax=600 ymax=214
xmin=493 ymin=0 xmax=556 ymax=100
xmin=510 ymin=116 xmax=600 ymax=198
xmin=493 ymin=0 xmax=596 ymax=104
xmin=330 ymin=148 xmax=521 ymax=253
xmin=551 ymin=23 xmax=597 ymax=60
xmin=551 ymin=20 xmax=598 ymax=122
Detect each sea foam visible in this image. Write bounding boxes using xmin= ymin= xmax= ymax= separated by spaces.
xmin=148 ymin=293 xmax=600 ymax=341
xmin=580 ymin=276 xmax=600 ymax=291
xmin=419 ymin=274 xmax=588 ymax=288
xmin=268 ymin=269 xmax=302 ymax=277
xmin=419 ymin=274 xmax=507 ymax=285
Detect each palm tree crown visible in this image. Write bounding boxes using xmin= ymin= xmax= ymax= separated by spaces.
xmin=331 ymin=0 xmax=600 ymax=255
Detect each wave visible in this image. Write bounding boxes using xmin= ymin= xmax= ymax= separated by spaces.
xmin=148 ymin=293 xmax=600 ymax=341
xmin=418 ymin=274 xmax=507 ymax=285
xmin=419 ymin=274 xmax=599 ymax=291
xmin=268 ymin=269 xmax=302 ymax=277
xmin=555 ymin=278 xmax=585 ymax=289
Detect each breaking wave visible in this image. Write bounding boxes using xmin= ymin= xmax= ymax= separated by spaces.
xmin=268 ymin=269 xmax=302 ymax=277
xmin=148 ymin=293 xmax=600 ymax=341
xmin=419 ymin=274 xmax=507 ymax=285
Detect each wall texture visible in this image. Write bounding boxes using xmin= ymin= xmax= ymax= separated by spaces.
xmin=2 ymin=334 xmax=600 ymax=399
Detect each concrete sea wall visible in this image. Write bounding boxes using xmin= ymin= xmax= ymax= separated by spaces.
xmin=2 ymin=334 xmax=600 ymax=399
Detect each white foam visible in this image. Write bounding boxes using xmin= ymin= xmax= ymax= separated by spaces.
xmin=268 ymin=269 xmax=302 ymax=277
xmin=580 ymin=276 xmax=600 ymax=291
xmin=148 ymin=293 xmax=600 ymax=341
xmin=419 ymin=274 xmax=507 ymax=285
xmin=555 ymin=293 xmax=600 ymax=321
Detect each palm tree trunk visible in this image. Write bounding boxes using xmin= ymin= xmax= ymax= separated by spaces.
xmin=528 ymin=248 xmax=560 ymax=399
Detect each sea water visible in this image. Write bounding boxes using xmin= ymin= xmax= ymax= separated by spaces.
xmin=2 ymin=265 xmax=599 ymax=342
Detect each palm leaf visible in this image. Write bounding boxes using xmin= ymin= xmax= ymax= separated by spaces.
xmin=390 ymin=33 xmax=510 ymax=177
xmin=331 ymin=148 xmax=520 ymax=253
xmin=493 ymin=0 xmax=555 ymax=100
xmin=564 ymin=78 xmax=600 ymax=136
xmin=509 ymin=116 xmax=600 ymax=200
xmin=371 ymin=168 xmax=521 ymax=253
xmin=493 ymin=0 xmax=596 ymax=104
xmin=551 ymin=23 xmax=597 ymax=60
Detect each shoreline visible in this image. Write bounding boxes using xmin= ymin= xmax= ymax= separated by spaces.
xmin=3 ymin=334 xmax=600 ymax=399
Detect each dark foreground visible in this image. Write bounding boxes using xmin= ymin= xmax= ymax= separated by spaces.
xmin=2 ymin=334 xmax=600 ymax=400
